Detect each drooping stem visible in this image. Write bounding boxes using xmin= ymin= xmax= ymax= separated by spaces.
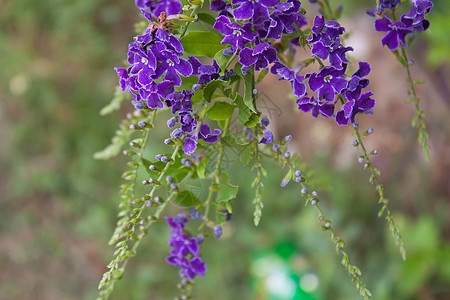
xmin=281 ymin=158 xmax=372 ymax=299
xmin=399 ymin=46 xmax=430 ymax=161
xmin=354 ymin=127 xmax=406 ymax=260
xmin=98 ymin=144 xmax=180 ymax=300
xmin=202 ymin=118 xmax=230 ymax=224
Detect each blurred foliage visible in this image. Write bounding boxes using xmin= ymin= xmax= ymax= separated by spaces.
xmin=1 ymin=0 xmax=449 ymax=300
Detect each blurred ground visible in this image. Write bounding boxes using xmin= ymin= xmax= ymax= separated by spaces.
xmin=0 ymin=1 xmax=449 ymax=300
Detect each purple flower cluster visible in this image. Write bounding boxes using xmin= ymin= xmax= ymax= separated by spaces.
xmin=135 ymin=0 xmax=182 ymax=18
xmin=115 ymin=9 xmax=223 ymax=155
xmin=371 ymin=0 xmax=434 ymax=51
xmin=165 ymin=213 xmax=207 ymax=281
xmin=213 ymin=0 xmax=306 ymax=73
xmin=280 ymin=15 xmax=375 ymax=126
xmin=211 ymin=0 xmax=374 ymax=126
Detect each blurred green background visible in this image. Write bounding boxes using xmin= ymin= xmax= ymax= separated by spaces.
xmin=1 ymin=0 xmax=449 ymax=299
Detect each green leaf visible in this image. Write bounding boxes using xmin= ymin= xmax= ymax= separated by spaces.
xmin=197 ymin=156 xmax=208 ymax=179
xmin=215 ymin=209 xmax=227 ymax=226
xmin=214 ymin=50 xmax=229 ymax=72
xmin=173 ymin=190 xmax=201 ymax=206
xmin=244 ymin=114 xmax=259 ymax=128
xmin=207 ymin=101 xmax=236 ymax=120
xmin=181 ymin=31 xmax=227 ymax=57
xmin=281 ymin=169 xmax=293 ymax=187
xmin=197 ymin=13 xmax=216 ymax=26
xmin=142 ymin=156 xmax=190 ymax=182
xmin=203 ymin=79 xmax=226 ymax=102
xmin=235 ymin=62 xmax=257 ymax=113
xmin=191 ymin=88 xmax=203 ymax=104
xmin=240 ymin=146 xmax=253 ymax=165
xmin=236 ymin=93 xmax=251 ymax=124
xmin=216 ymin=172 xmax=239 ymax=203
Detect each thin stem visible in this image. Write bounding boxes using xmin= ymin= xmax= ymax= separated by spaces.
xmin=224 ymin=53 xmax=237 ymax=71
xmin=323 ymin=0 xmax=335 ymax=19
xmin=203 ymin=118 xmax=230 ymax=222
xmin=130 ymin=111 xmax=156 ymax=200
xmin=98 ymin=145 xmax=180 ymax=299
xmin=399 ymin=46 xmax=430 ymax=161
xmin=282 ymin=158 xmax=372 ymax=299
xmin=122 ymin=171 xmax=194 ymax=271
xmin=354 ymin=127 xmax=406 ymax=260
xmin=180 ymin=5 xmax=200 ymax=38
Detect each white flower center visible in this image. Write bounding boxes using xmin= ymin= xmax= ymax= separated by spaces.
xmin=141 ymin=57 xmax=148 ymax=64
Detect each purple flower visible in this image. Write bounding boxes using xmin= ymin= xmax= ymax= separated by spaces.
xmin=153 ymin=0 xmax=182 ymax=17
xmin=258 ymin=130 xmax=273 ymax=144
xmin=151 ymin=41 xmax=193 ymax=86
xmin=171 ymin=128 xmax=183 ymax=139
xmin=182 ymin=124 xmax=221 ymax=155
xmin=266 ymin=0 xmax=307 ymax=39
xmin=189 ymin=209 xmax=202 ymax=220
xmin=380 ymin=0 xmax=400 ymax=9
xmin=308 ymin=66 xmax=348 ymax=102
xmin=214 ymin=226 xmax=223 ymax=239
xmin=190 ymin=57 xmax=221 ymax=85
xmin=210 ymin=0 xmax=227 ymax=11
xmin=401 ymin=0 xmax=433 ymax=32
xmin=166 ymin=213 xmax=189 ymax=233
xmin=136 ymin=0 xmax=182 ymax=17
xmin=115 ymin=67 xmax=130 ymax=92
xmin=165 ymin=213 xmax=207 ymax=281
xmin=167 ymin=117 xmax=176 ymax=129
xmin=308 ymin=15 xmax=352 ymax=69
xmin=214 ymin=16 xmax=258 ymax=54
xmin=345 ymin=62 xmax=371 ymax=101
xmin=239 ymin=43 xmax=277 ymax=71
xmin=198 ymin=123 xmax=221 ymax=143
xmin=127 ymin=44 xmax=157 ymax=87
xmin=335 ymin=91 xmax=376 ymax=126
xmin=183 ymin=135 xmax=198 ymax=155
xmin=169 ymin=233 xmax=200 ymax=257
xmin=297 ymin=96 xmax=335 ymax=118
xmin=178 ymin=111 xmax=197 ymax=133
xmin=374 ymin=16 xmax=413 ymax=51
xmin=165 ymin=89 xmax=193 ymax=114
xmin=232 ymin=0 xmax=280 ymax=24
xmin=116 ymin=28 xmax=193 ymax=113
xmin=180 ymin=257 xmax=207 ymax=280
xmin=271 ymin=62 xmax=306 ymax=97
